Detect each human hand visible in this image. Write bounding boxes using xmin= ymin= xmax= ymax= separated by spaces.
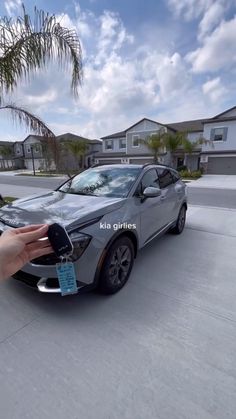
xmin=0 ymin=224 xmax=53 ymax=280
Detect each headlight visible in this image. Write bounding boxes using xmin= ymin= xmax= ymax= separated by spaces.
xmin=69 ymin=231 xmax=91 ymax=261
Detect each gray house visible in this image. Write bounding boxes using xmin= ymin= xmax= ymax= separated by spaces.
xmin=95 ymin=107 xmax=236 ymax=174
xmin=200 ymin=107 xmax=236 ymax=174
xmin=95 ymin=117 xmax=202 ymax=169
xmin=56 ymin=133 xmax=102 ymax=169
xmin=10 ymin=133 xmax=102 ymax=171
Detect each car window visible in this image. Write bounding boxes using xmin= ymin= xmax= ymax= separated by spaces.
xmin=58 ymin=166 xmax=142 ymax=198
xmin=171 ymin=170 xmax=180 ymax=183
xmin=157 ymin=168 xmax=173 ymax=188
xmin=136 ymin=169 xmax=159 ymax=195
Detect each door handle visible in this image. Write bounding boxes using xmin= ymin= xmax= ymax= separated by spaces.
xmin=160 ymin=195 xmax=166 ymax=200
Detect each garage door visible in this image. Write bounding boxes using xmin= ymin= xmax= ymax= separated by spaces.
xmin=97 ymin=159 xmax=122 ymax=164
xmin=129 ymin=158 xmax=153 ymax=165
xmin=207 ymin=157 xmax=236 ymax=174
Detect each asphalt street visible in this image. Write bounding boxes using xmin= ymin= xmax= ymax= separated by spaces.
xmin=1 ymin=174 xmax=236 ymax=208
xmin=0 ymin=174 xmax=236 ymax=419
xmin=0 ymin=174 xmax=66 ymax=189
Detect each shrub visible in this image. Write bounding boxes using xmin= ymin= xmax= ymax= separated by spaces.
xmin=177 ymin=165 xmax=187 ymax=172
xmin=179 ymin=170 xmax=202 ymax=179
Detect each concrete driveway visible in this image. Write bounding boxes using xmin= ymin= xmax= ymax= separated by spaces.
xmin=188 ymin=174 xmax=236 ymax=189
xmin=0 ymin=205 xmax=236 ymax=419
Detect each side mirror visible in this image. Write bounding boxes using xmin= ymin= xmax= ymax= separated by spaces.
xmin=143 ymin=186 xmax=161 ymax=198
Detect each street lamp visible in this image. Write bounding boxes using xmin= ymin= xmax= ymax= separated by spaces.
xmin=30 ymin=145 xmax=36 ymax=176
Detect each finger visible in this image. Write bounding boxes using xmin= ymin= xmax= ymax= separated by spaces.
xmin=38 ymin=238 xmax=50 ymax=246
xmin=29 ymin=245 xmax=54 ymax=260
xmin=14 ymin=224 xmax=47 ymax=235
xmin=19 ymin=225 xmax=49 ymax=244
xmin=26 ymin=240 xmax=52 ymax=253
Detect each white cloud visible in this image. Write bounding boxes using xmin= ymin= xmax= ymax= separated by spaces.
xmin=4 ymin=0 xmax=21 ymax=16
xmin=187 ymin=16 xmax=236 ymax=72
xmin=202 ymin=77 xmax=227 ymax=101
xmin=22 ymin=89 xmax=58 ymax=106
xmin=167 ymin=0 xmax=213 ymax=21
xmin=2 ymin=2 xmax=231 ymax=140
xmin=95 ymin=11 xmax=134 ymax=65
xmin=198 ymin=3 xmax=225 ymax=40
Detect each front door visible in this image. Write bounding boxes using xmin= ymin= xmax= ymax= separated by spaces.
xmin=134 ymin=169 xmax=169 ymax=246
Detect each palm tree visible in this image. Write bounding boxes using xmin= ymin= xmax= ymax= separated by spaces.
xmin=162 ymin=132 xmax=186 ymax=168
xmin=0 ymin=144 xmax=13 ymax=169
xmin=182 ymin=136 xmax=214 ymax=169
xmin=140 ymin=129 xmax=166 ymax=164
xmin=0 ymin=5 xmax=82 ymax=137
xmin=66 ymin=140 xmax=89 ymax=170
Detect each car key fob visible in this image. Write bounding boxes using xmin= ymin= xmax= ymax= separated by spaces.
xmin=48 ymin=223 xmax=73 ymax=258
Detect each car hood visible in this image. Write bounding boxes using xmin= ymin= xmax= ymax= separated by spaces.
xmin=0 ymin=191 xmax=126 ymax=230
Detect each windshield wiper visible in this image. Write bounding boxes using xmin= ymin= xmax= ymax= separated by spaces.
xmin=69 ymin=191 xmax=98 ymax=196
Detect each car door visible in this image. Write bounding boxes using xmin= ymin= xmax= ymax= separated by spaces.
xmin=157 ymin=168 xmax=178 ymax=224
xmin=134 ymin=168 xmax=169 ymax=246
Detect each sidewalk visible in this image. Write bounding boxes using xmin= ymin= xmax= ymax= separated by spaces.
xmin=187 ymin=175 xmax=236 ymax=190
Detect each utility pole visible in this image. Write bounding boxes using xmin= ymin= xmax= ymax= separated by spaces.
xmin=30 ymin=145 xmax=36 ymax=176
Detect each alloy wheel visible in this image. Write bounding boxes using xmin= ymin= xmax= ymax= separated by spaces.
xmin=108 ymin=245 xmax=132 ymax=286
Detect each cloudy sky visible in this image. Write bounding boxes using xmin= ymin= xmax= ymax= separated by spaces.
xmin=0 ymin=0 xmax=236 ymax=141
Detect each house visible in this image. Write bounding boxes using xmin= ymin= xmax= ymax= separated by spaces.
xmin=95 ymin=106 xmax=236 ymax=174
xmin=13 ymin=141 xmax=25 ymax=169
xmin=200 ymin=107 xmax=236 ymax=174
xmin=95 ymin=119 xmax=175 ymax=165
xmin=18 ymin=135 xmax=49 ymax=171
xmin=9 ymin=133 xmax=102 ymax=171
xmin=95 ymin=117 xmax=204 ymax=169
xmin=56 ymin=133 xmax=102 ymax=169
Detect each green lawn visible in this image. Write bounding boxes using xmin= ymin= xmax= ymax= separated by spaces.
xmin=0 ymin=196 xmax=16 ymax=207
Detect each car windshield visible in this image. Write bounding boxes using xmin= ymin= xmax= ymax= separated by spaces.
xmin=58 ymin=166 xmax=142 ymax=198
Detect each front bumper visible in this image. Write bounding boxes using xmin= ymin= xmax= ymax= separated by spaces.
xmin=12 ymin=270 xmax=90 ymax=294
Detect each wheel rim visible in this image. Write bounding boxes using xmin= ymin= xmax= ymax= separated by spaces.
xmin=178 ymin=207 xmax=186 ymax=231
xmin=108 ymin=245 xmax=132 ymax=286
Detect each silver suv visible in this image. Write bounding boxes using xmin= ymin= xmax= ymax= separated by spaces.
xmin=0 ymin=164 xmax=187 ymax=295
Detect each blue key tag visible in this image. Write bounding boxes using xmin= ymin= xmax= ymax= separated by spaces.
xmin=56 ymin=257 xmax=78 ymax=296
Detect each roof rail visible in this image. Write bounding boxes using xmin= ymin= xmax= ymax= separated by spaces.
xmin=90 ymin=163 xmax=101 ymax=167
xmin=142 ymin=162 xmax=172 ymax=169
xmin=142 ymin=162 xmax=154 ymax=168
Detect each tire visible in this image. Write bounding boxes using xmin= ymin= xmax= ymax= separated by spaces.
xmin=171 ymin=205 xmax=186 ymax=234
xmin=98 ymin=236 xmax=134 ymax=294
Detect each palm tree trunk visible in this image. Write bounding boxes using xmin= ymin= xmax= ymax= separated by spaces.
xmin=184 ymin=154 xmax=188 ymax=167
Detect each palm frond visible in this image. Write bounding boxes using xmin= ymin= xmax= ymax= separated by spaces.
xmin=66 ymin=140 xmax=89 ymax=155
xmin=197 ymin=136 xmax=214 ymax=148
xmin=0 ymin=103 xmax=55 ymax=137
xmin=0 ymin=5 xmax=82 ymax=95
xmin=162 ymin=132 xmax=183 ymax=152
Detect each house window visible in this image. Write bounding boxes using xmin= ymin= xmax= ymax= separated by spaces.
xmin=16 ymin=149 xmax=20 ymax=154
xmin=105 ymin=140 xmax=113 ymax=150
xmin=211 ymin=127 xmax=227 ymax=142
xmin=132 ymin=135 xmax=140 ymax=147
xmin=26 ymin=146 xmax=31 ymax=153
xmin=119 ymin=138 xmax=126 ymax=149
xmin=34 ymin=144 xmax=40 ymax=153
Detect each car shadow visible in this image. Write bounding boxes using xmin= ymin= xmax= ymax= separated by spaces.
xmin=5 ymin=231 xmax=187 ymax=324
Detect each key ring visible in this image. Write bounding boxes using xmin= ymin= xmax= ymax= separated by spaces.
xmin=60 ymin=253 xmax=72 ymax=264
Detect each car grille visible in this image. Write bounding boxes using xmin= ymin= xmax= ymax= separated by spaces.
xmin=12 ymin=270 xmax=40 ymax=288
xmin=31 ymin=253 xmax=61 ymax=266
xmin=12 ymin=270 xmax=61 ymax=289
